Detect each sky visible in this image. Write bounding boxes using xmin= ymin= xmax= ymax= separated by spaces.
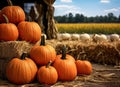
xmin=53 ymin=0 xmax=120 ymax=17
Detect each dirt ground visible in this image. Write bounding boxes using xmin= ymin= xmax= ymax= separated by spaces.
xmin=0 ymin=63 xmax=120 ymax=87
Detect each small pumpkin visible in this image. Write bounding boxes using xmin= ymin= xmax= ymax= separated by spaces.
xmin=17 ymin=21 xmax=41 ymax=43
xmin=0 ymin=0 xmax=25 ymax=24
xmin=6 ymin=53 xmax=38 ymax=85
xmin=30 ymin=36 xmax=56 ymax=66
xmin=37 ymin=61 xmax=58 ymax=85
xmin=75 ymin=60 xmax=92 ymax=75
xmin=0 ymin=14 xmax=19 ymax=41
xmin=53 ymin=46 xmax=77 ymax=81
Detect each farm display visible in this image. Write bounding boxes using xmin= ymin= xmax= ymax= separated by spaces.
xmin=0 ymin=0 xmax=120 ymax=86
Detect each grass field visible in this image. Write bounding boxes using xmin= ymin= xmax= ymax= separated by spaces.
xmin=56 ymin=23 xmax=120 ymax=34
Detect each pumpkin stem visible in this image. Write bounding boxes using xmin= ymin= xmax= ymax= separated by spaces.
xmin=61 ymin=45 xmax=66 ymax=59
xmin=40 ymin=35 xmax=45 ymax=46
xmin=7 ymin=0 xmax=13 ymax=6
xmin=2 ymin=14 xmax=9 ymax=23
xmin=46 ymin=61 xmax=52 ymax=68
xmin=21 ymin=53 xmax=27 ymax=60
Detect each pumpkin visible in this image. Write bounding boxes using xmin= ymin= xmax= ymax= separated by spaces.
xmin=53 ymin=45 xmax=77 ymax=81
xmin=37 ymin=61 xmax=58 ymax=85
xmin=55 ymin=45 xmax=75 ymax=62
xmin=6 ymin=53 xmax=38 ymax=85
xmin=0 ymin=0 xmax=25 ymax=24
xmin=30 ymin=36 xmax=56 ymax=66
xmin=0 ymin=14 xmax=19 ymax=41
xmin=75 ymin=60 xmax=92 ymax=75
xmin=17 ymin=21 xmax=41 ymax=43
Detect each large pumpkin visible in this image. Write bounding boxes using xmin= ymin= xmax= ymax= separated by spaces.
xmin=37 ymin=61 xmax=58 ymax=85
xmin=55 ymin=46 xmax=75 ymax=62
xmin=75 ymin=60 xmax=92 ymax=75
xmin=17 ymin=21 xmax=41 ymax=43
xmin=0 ymin=14 xmax=19 ymax=41
xmin=30 ymin=36 xmax=56 ymax=65
xmin=0 ymin=0 xmax=25 ymax=24
xmin=53 ymin=46 xmax=77 ymax=81
xmin=6 ymin=53 xmax=38 ymax=85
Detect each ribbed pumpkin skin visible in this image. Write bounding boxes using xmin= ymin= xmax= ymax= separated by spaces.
xmin=30 ymin=45 xmax=56 ymax=66
xmin=17 ymin=21 xmax=41 ymax=43
xmin=0 ymin=23 xmax=19 ymax=41
xmin=75 ymin=60 xmax=92 ymax=75
xmin=6 ymin=58 xmax=38 ymax=85
xmin=0 ymin=6 xmax=25 ymax=24
xmin=53 ymin=57 xmax=77 ymax=81
xmin=37 ymin=65 xmax=58 ymax=85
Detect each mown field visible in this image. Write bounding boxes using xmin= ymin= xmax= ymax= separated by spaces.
xmin=56 ymin=23 xmax=120 ymax=34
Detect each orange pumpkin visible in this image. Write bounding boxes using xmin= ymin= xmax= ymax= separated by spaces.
xmin=6 ymin=53 xmax=38 ymax=85
xmin=0 ymin=14 xmax=19 ymax=41
xmin=53 ymin=46 xmax=77 ymax=81
xmin=55 ymin=45 xmax=75 ymax=62
xmin=37 ymin=61 xmax=58 ymax=85
xmin=30 ymin=36 xmax=56 ymax=66
xmin=17 ymin=21 xmax=41 ymax=43
xmin=75 ymin=60 xmax=92 ymax=75
xmin=0 ymin=0 xmax=25 ymax=24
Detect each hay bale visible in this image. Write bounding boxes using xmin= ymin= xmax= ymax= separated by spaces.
xmin=0 ymin=41 xmax=33 ymax=79
xmin=0 ymin=59 xmax=9 ymax=79
xmin=0 ymin=41 xmax=32 ymax=59
xmin=50 ymin=40 xmax=120 ymax=65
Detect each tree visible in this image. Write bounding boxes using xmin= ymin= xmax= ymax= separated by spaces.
xmin=107 ymin=13 xmax=117 ymax=22
xmin=118 ymin=15 xmax=120 ymax=22
xmin=68 ymin=13 xmax=74 ymax=23
xmin=54 ymin=12 xmax=120 ymax=23
xmin=79 ymin=14 xmax=85 ymax=22
xmin=74 ymin=14 xmax=80 ymax=23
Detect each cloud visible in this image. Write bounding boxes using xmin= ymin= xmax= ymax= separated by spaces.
xmin=100 ymin=0 xmax=110 ymax=3
xmin=54 ymin=4 xmax=84 ymax=16
xmin=61 ymin=0 xmax=72 ymax=3
xmin=54 ymin=5 xmax=74 ymax=9
xmin=104 ymin=8 xmax=120 ymax=13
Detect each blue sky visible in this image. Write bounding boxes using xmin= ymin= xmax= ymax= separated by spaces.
xmin=53 ymin=0 xmax=120 ymax=17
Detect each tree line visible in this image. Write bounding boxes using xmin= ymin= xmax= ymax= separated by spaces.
xmin=54 ymin=13 xmax=120 ymax=23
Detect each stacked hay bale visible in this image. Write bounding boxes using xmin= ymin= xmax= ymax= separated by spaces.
xmin=0 ymin=41 xmax=32 ymax=79
xmin=49 ymin=40 xmax=120 ymax=66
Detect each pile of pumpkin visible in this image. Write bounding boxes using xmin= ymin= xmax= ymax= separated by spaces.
xmin=0 ymin=0 xmax=92 ymax=85
xmin=0 ymin=0 xmax=41 ymax=44
xmin=6 ymin=36 xmax=92 ymax=85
